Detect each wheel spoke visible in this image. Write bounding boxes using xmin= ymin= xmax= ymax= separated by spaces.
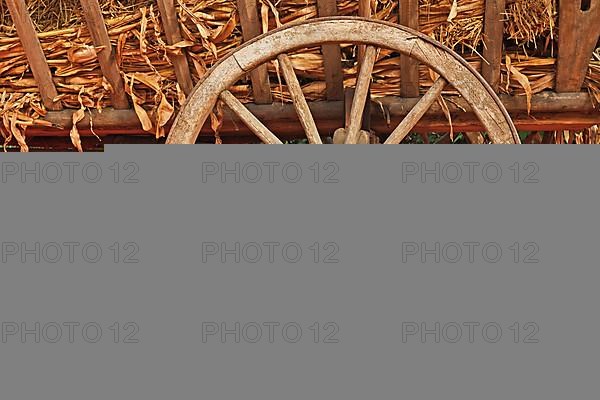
xmin=219 ymin=90 xmax=283 ymax=144
xmin=344 ymin=45 xmax=377 ymax=144
xmin=277 ymin=54 xmax=322 ymax=144
xmin=384 ymin=76 xmax=447 ymax=144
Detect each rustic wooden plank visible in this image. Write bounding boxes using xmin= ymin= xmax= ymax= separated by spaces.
xmin=556 ymin=0 xmax=600 ymax=92
xmin=399 ymin=0 xmax=420 ymax=97
xmin=482 ymin=0 xmax=506 ymax=92
xmin=6 ymin=0 xmax=62 ymax=110
xmin=316 ymin=0 xmax=344 ymax=100
xmin=358 ymin=0 xmax=371 ymax=16
xmin=358 ymin=0 xmax=372 ymax=62
xmin=79 ymin=0 xmax=129 ymax=109
xmin=38 ymin=92 xmax=600 ymax=136
xmin=357 ymin=0 xmax=373 ymax=130
xmin=236 ymin=0 xmax=272 ymax=104
xmin=157 ymin=0 xmax=194 ymax=95
xmin=34 ymin=110 xmax=600 ymax=139
xmin=344 ymin=88 xmax=354 ymax=129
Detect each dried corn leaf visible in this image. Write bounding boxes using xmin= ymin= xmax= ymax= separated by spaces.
xmin=506 ymin=55 xmax=532 ymax=114
xmin=70 ymin=108 xmax=85 ymax=152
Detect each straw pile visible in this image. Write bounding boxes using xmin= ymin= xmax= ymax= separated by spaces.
xmin=0 ymin=0 xmax=598 ymax=150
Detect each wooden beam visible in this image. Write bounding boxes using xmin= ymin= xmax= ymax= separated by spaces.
xmin=316 ymin=0 xmax=344 ymax=100
xmin=384 ymin=77 xmax=447 ymax=144
xmin=36 ymin=92 xmax=599 ymax=137
xmin=482 ymin=0 xmax=506 ymax=92
xmin=219 ymin=90 xmax=283 ymax=144
xmin=399 ymin=0 xmax=420 ymax=97
xmin=357 ymin=0 xmax=373 ymax=130
xmin=236 ymin=0 xmax=272 ymax=104
xmin=33 ymin=111 xmax=600 ymax=139
xmin=358 ymin=0 xmax=371 ymax=16
xmin=79 ymin=0 xmax=129 ymax=109
xmin=556 ymin=0 xmax=600 ymax=92
xmin=277 ymin=54 xmax=322 ymax=143
xmin=358 ymin=0 xmax=372 ymax=62
xmin=345 ymin=46 xmax=377 ymax=143
xmin=6 ymin=0 xmax=62 ymax=111
xmin=157 ymin=0 xmax=194 ymax=95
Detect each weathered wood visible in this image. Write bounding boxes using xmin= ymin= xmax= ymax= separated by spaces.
xmin=157 ymin=0 xmax=194 ymax=95
xmin=344 ymin=87 xmax=372 ymax=132
xmin=6 ymin=0 xmax=62 ymax=110
xmin=236 ymin=0 xmax=272 ymax=104
xmin=344 ymin=88 xmax=354 ymax=129
xmin=375 ymin=112 xmax=600 ymax=135
xmin=358 ymin=0 xmax=372 ymax=62
xmin=219 ymin=90 xmax=282 ymax=144
xmin=316 ymin=0 xmax=344 ymax=100
xmin=166 ymin=18 xmax=519 ymax=143
xmin=384 ymin=77 xmax=446 ymax=144
xmin=482 ymin=0 xmax=506 ymax=91
xmin=357 ymin=0 xmax=373 ymax=129
xmin=407 ymin=32 xmax=518 ymax=143
xmin=277 ymin=54 xmax=322 ymax=143
xmin=463 ymin=132 xmax=486 ymax=144
xmin=556 ymin=0 xmax=600 ymax=92
xmin=37 ymin=92 xmax=600 ymax=137
xmin=399 ymin=0 xmax=420 ymax=97
xmin=345 ymin=46 xmax=377 ymax=143
xmin=358 ymin=0 xmax=371 ymax=17
xmin=79 ymin=0 xmax=129 ymax=109
xmin=356 ymin=0 xmax=373 ymax=123
xmin=376 ymin=91 xmax=598 ymax=116
xmin=35 ymin=109 xmax=600 ymax=139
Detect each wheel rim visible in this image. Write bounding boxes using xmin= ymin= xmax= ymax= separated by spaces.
xmin=167 ymin=17 xmax=519 ymax=144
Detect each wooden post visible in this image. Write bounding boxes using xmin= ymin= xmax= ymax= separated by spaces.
xmin=236 ymin=0 xmax=272 ymax=104
xmin=157 ymin=0 xmax=194 ymax=95
xmin=6 ymin=0 xmax=62 ymax=110
xmin=316 ymin=0 xmax=344 ymax=100
xmin=79 ymin=0 xmax=129 ymax=109
xmin=556 ymin=0 xmax=600 ymax=92
xmin=482 ymin=0 xmax=506 ymax=92
xmin=358 ymin=0 xmax=372 ymax=130
xmin=399 ymin=0 xmax=420 ymax=97
xmin=358 ymin=0 xmax=371 ymax=62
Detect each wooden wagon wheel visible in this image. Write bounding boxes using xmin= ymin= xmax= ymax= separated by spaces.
xmin=167 ymin=17 xmax=520 ymax=144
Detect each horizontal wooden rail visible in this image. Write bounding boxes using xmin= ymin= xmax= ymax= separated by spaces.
xmin=33 ymin=92 xmax=599 ymax=138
